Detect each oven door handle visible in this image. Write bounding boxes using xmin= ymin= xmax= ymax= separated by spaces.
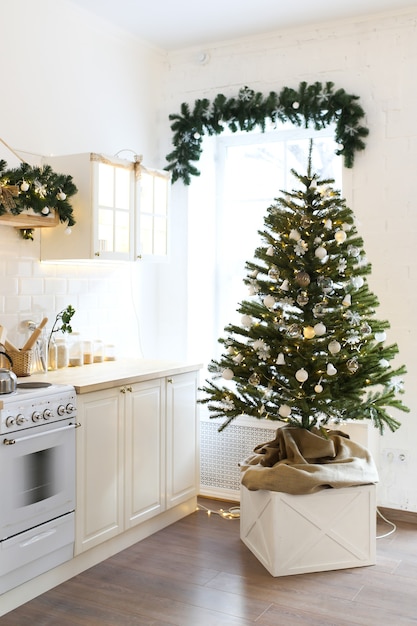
xmin=2 ymin=422 xmax=81 ymax=445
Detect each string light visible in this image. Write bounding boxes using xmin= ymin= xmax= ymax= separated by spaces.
xmin=196 ymin=503 xmax=240 ymax=520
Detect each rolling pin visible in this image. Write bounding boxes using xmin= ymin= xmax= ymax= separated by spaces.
xmin=21 ymin=317 xmax=48 ymax=352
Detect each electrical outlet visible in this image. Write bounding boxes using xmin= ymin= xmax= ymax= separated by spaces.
xmin=381 ymin=448 xmax=408 ymax=467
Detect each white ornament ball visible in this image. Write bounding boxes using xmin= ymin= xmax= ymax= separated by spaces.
xmin=327 ymin=363 xmax=337 ymax=376
xmin=328 ymin=340 xmax=341 ymax=355
xmin=241 ymin=314 xmax=253 ymax=328
xmin=263 ymin=294 xmax=275 ymax=309
xmin=375 ymin=331 xmax=387 ymax=343
xmin=64 ymin=227 xmax=72 ymax=235
xmin=314 ymin=384 xmax=323 ymax=393
xmin=295 ymin=368 xmax=308 ymax=383
xmin=379 ymin=359 xmax=390 ymax=368
xmin=57 ymin=191 xmax=67 ymax=201
xmin=315 ymin=246 xmax=327 ymax=260
xmin=352 ymin=276 xmax=364 ymax=289
xmin=278 ymin=404 xmax=292 ymax=418
xmin=222 ymin=368 xmax=234 ymax=380
xmin=292 ymin=101 xmax=300 ymax=109
xmin=41 ymin=207 xmax=50 ymax=215
xmin=334 ymin=230 xmax=347 ymax=244
xmin=20 ymin=181 xmax=29 ymax=192
xmin=313 ymin=322 xmax=327 ymax=336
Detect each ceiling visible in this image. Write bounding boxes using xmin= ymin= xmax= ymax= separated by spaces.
xmin=68 ymin=0 xmax=417 ymax=50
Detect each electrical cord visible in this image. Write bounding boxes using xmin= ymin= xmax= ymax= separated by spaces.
xmin=376 ymin=507 xmax=397 ymax=538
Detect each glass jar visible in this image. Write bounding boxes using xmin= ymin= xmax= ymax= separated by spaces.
xmin=48 ymin=337 xmax=58 ymax=371
xmin=69 ymin=332 xmax=83 ymax=367
xmin=56 ymin=337 xmax=69 ymax=368
xmin=93 ymin=339 xmax=104 ymax=363
xmin=83 ymin=340 xmax=94 ymax=365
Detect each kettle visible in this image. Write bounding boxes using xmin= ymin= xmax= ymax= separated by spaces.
xmin=0 ymin=351 xmax=17 ymax=394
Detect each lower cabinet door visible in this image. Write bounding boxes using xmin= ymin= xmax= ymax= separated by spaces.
xmin=124 ymin=379 xmax=165 ymax=527
xmin=75 ymin=388 xmax=124 ymax=554
xmin=166 ymin=372 xmax=199 ymax=508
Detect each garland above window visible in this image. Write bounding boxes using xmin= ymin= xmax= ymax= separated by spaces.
xmin=165 ymin=81 xmax=369 ymax=185
xmin=0 ymin=138 xmax=77 ymax=239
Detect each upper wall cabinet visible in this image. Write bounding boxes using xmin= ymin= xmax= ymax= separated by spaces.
xmin=40 ymin=153 xmax=170 ymax=262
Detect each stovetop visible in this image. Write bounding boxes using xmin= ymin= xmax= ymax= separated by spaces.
xmin=0 ymin=383 xmax=77 ymax=434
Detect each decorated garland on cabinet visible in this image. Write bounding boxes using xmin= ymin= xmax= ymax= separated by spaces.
xmin=165 ymin=81 xmax=369 ymax=185
xmin=0 ymin=159 xmax=77 ymax=240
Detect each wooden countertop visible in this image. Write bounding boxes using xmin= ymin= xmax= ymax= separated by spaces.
xmin=14 ymin=359 xmax=203 ymax=395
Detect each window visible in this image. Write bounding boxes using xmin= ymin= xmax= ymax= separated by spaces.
xmin=187 ymin=125 xmax=342 ymax=368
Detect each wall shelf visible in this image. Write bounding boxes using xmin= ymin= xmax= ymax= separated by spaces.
xmin=0 ymin=211 xmax=59 ymax=229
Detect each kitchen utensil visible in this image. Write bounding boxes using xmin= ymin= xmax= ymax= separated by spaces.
xmin=0 ymin=351 xmax=17 ymax=394
xmin=21 ymin=317 xmax=48 ymax=352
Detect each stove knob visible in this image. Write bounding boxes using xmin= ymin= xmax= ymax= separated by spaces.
xmin=5 ymin=416 xmax=15 ymax=428
xmin=32 ymin=411 xmax=41 ymax=422
xmin=57 ymin=405 xmax=66 ymax=416
xmin=66 ymin=403 xmax=75 ymax=414
xmin=43 ymin=409 xmax=53 ymax=420
xmin=16 ymin=414 xmax=27 ymax=426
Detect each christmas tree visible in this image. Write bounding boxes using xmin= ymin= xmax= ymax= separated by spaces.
xmin=200 ymin=146 xmax=409 ymax=434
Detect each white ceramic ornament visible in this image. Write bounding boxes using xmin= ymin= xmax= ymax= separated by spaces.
xmin=379 ymin=359 xmax=390 ymax=368
xmin=266 ymin=246 xmax=274 ymax=256
xmin=324 ymin=219 xmax=332 ymax=229
xmin=328 ymin=340 xmax=341 ymax=355
xmin=292 ymin=101 xmax=300 ymax=109
xmin=327 ymin=363 xmax=337 ymax=376
xmin=20 ymin=181 xmax=29 ymax=192
xmin=278 ymin=404 xmax=291 ymax=418
xmin=375 ymin=331 xmax=387 ymax=343
xmin=313 ymin=322 xmax=326 ymax=336
xmin=315 ymin=246 xmax=327 ymax=260
xmin=314 ymin=384 xmax=323 ymax=393
xmin=342 ymin=294 xmax=351 ymax=307
xmin=57 ymin=191 xmax=67 ymax=201
xmin=233 ymin=353 xmax=243 ymax=364
xmin=263 ymin=295 xmax=275 ymax=309
xmin=281 ymin=279 xmax=289 ymax=291
xmin=222 ymin=368 xmax=234 ymax=380
xmin=295 ymin=368 xmax=308 ymax=383
xmin=289 ymin=229 xmax=301 ymax=241
xmin=241 ymin=314 xmax=253 ymax=328
xmin=41 ymin=207 xmax=50 ymax=215
xmin=352 ymin=276 xmax=364 ymax=289
xmin=276 ymin=352 xmax=285 ymax=365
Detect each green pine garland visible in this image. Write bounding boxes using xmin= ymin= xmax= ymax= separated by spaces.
xmin=0 ymin=160 xmax=77 ymax=239
xmin=165 ymin=81 xmax=369 ymax=185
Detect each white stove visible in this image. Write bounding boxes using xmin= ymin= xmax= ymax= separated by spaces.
xmin=0 ymin=382 xmax=77 ymax=594
xmin=0 ymin=383 xmax=76 ymax=435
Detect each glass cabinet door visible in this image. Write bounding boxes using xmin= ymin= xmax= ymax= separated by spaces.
xmin=93 ymin=158 xmax=135 ymax=260
xmin=137 ymin=167 xmax=170 ymax=259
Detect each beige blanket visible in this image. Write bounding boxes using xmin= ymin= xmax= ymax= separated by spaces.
xmin=240 ymin=425 xmax=379 ymax=494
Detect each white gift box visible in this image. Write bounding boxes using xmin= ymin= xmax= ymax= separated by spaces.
xmin=240 ymin=483 xmax=376 ymax=576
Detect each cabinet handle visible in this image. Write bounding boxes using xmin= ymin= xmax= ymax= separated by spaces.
xmin=126 ymin=386 xmax=132 ymax=392
xmin=120 ymin=386 xmax=133 ymax=393
xmin=94 ymin=251 xmax=100 ymax=257
xmin=167 ymin=378 xmax=173 ymax=384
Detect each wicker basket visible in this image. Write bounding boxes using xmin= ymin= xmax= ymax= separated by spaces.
xmin=8 ymin=349 xmax=33 ymax=377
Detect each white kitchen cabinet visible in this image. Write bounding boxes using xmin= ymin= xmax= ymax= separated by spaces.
xmin=40 ymin=153 xmax=170 ymax=261
xmin=75 ymin=387 xmax=124 ymax=554
xmin=166 ymin=372 xmax=199 ymax=508
xmin=75 ymin=371 xmax=199 ymax=554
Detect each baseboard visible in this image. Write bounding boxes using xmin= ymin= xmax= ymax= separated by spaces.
xmin=199 ymin=486 xmax=240 ymax=502
xmin=378 ymin=506 xmax=417 ymax=526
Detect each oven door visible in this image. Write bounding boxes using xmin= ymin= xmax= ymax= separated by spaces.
xmin=0 ymin=418 xmax=76 ymax=540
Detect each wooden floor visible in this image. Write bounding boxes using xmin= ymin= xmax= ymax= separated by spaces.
xmin=2 ymin=498 xmax=417 ymax=625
